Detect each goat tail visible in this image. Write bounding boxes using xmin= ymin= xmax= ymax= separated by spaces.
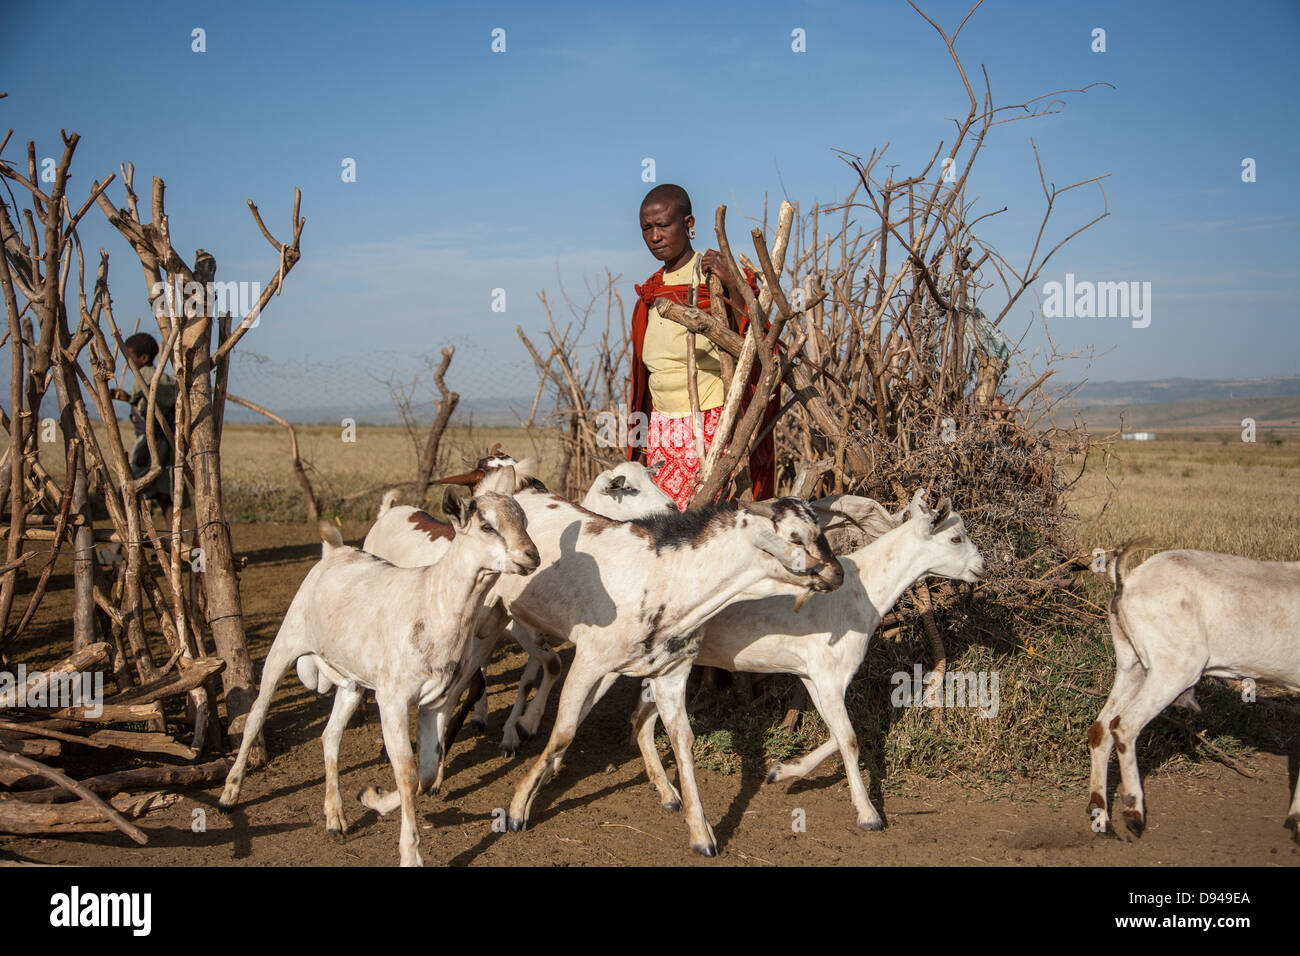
xmin=378 ymin=488 xmax=402 ymax=517
xmin=1107 ymin=537 xmax=1156 ymax=670
xmin=319 ymin=520 xmax=344 ymax=553
xmin=1108 ymin=537 xmax=1156 ymax=594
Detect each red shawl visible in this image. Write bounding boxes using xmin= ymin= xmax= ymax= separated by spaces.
xmin=627 ymin=264 xmax=778 ymax=500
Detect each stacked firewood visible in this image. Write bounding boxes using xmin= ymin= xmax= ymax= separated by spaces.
xmin=0 ymin=113 xmax=304 ymax=840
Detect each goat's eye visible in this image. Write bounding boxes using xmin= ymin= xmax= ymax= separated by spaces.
xmin=949 ymin=535 xmax=961 ymax=544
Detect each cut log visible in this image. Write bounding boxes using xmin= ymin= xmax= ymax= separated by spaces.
xmin=0 ymin=790 xmax=178 ymax=837
xmin=781 ymin=682 xmax=808 ymax=732
xmin=0 ymin=750 xmax=156 ymax=843
xmin=0 ymin=736 xmax=60 ymax=758
xmin=0 ymin=766 xmax=42 ymax=787
xmin=70 ymin=728 xmax=196 ymax=760
xmin=107 ymin=655 xmax=225 ymax=707
xmin=0 ymin=642 xmax=111 ymax=708
xmin=2 ymin=721 xmax=196 ymax=759
xmin=0 ymin=719 xmax=110 ymax=749
xmin=12 ymin=757 xmax=232 ymax=804
xmin=14 ymin=701 xmax=163 ymax=723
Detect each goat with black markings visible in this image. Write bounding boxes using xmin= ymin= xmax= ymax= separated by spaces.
xmin=492 ymin=492 xmax=843 ymax=856
xmin=630 ymin=491 xmax=984 ymax=830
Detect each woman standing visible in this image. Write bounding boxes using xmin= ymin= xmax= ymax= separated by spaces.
xmin=627 ymin=184 xmax=776 ymax=508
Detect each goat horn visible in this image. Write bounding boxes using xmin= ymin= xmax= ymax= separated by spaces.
xmin=431 ymin=468 xmax=486 ymax=488
xmin=811 ymin=504 xmax=868 ymax=534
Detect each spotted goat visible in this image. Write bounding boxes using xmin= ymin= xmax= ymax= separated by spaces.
xmin=483 ymin=491 xmax=843 ymax=856
xmin=630 ymin=490 xmax=985 ymax=831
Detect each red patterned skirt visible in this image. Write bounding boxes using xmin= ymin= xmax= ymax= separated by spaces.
xmin=647 ymin=407 xmax=722 ymax=511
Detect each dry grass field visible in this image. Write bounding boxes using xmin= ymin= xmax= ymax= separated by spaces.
xmin=13 ymin=421 xmax=569 ymax=523
xmin=21 ymin=420 xmax=1298 ymax=561
xmin=1068 ymin=431 xmax=1300 ymax=563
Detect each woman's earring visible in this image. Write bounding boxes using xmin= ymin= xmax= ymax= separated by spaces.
xmin=689 ymin=228 xmax=696 ymax=239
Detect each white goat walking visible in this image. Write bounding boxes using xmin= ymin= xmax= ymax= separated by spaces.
xmin=1088 ymin=540 xmax=1300 ymax=843
xmin=495 ymin=461 xmax=678 ymax=749
xmin=492 ymin=491 xmax=843 ymax=855
xmin=630 ymin=491 xmax=984 ymax=830
xmin=362 ymin=487 xmax=497 ymax=742
xmin=218 ymin=490 xmax=538 ymax=866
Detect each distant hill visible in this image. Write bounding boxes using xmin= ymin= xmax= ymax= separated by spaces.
xmin=223 ymin=394 xmax=538 ymax=427
xmin=1072 ymin=376 xmax=1300 ymax=431
xmin=1074 ymin=376 xmax=1300 ymax=406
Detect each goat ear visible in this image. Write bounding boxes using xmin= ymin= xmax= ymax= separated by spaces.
xmin=743 ymin=498 xmax=776 ymax=520
xmin=606 ymin=474 xmax=627 ymax=491
xmin=486 ymin=465 xmax=517 ymax=496
xmin=930 ymin=498 xmax=952 ymax=531
xmin=442 ymin=487 xmax=469 ymax=527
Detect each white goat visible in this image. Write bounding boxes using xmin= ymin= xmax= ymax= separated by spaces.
xmin=1088 ymin=540 xmax=1300 ymax=843
xmin=363 ymin=457 xmax=677 ymax=763
xmin=362 ymin=487 xmax=497 ymax=740
xmin=490 ymin=490 xmax=843 ymax=855
xmin=630 ymin=491 xmax=984 ymax=830
xmin=218 ymin=490 xmax=538 ymax=866
xmin=362 ymin=461 xmax=562 ymax=760
xmin=580 ymin=461 xmax=676 ymax=519
xmin=500 ymin=488 xmax=907 ymax=754
xmin=496 ymin=461 xmax=678 ymax=749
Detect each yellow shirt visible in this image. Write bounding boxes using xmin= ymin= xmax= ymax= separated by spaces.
xmin=643 ymin=252 xmax=725 ymax=416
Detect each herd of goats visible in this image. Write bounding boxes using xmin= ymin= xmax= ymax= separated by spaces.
xmin=215 ymin=450 xmax=1300 ymax=865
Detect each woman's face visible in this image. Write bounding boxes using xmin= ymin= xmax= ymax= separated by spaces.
xmin=640 ymin=199 xmax=693 ymax=264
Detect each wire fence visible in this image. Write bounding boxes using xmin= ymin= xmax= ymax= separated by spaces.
xmin=223 ymin=337 xmax=540 ymax=427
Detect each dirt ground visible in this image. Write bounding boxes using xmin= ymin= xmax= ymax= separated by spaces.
xmin=2 ymin=520 xmax=1297 ymax=867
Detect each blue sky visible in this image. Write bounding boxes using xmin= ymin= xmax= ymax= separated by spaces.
xmin=3 ymin=0 xmax=1297 ymax=413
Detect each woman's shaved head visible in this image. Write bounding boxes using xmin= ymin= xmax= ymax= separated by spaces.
xmin=640 ymin=183 xmax=692 ymax=219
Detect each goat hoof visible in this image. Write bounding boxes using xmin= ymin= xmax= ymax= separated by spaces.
xmin=662 ymin=800 xmax=681 ymax=813
xmin=858 ymin=818 xmax=884 ymax=832
xmin=500 ymin=745 xmax=516 ymax=759
xmin=507 ymin=815 xmax=526 ymax=833
xmin=470 ymin=719 xmax=487 ymax=734
xmin=1115 ymin=811 xmax=1144 ymax=842
xmin=216 ymin=800 xmax=234 ymax=816
xmin=1287 ymin=815 xmax=1299 ymax=844
xmin=692 ymin=841 xmax=718 ymax=858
